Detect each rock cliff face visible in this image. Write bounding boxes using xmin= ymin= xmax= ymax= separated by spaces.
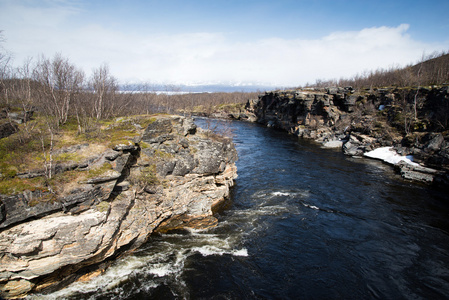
xmin=0 ymin=115 xmax=237 ymax=298
xmin=244 ymin=86 xmax=449 ymax=185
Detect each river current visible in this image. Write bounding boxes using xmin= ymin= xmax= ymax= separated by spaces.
xmin=35 ymin=119 xmax=449 ymax=300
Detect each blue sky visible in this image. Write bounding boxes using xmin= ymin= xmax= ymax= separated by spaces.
xmin=1 ymin=0 xmax=448 ymax=87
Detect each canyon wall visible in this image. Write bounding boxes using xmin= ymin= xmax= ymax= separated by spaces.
xmin=243 ymin=86 xmax=449 ymax=185
xmin=0 ymin=115 xmax=237 ymax=298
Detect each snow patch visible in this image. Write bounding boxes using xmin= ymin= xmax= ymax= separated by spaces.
xmin=364 ymin=147 xmax=419 ymax=166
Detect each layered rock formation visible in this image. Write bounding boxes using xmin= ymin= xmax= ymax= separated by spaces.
xmin=0 ymin=115 xmax=237 ymax=298
xmin=244 ymin=86 xmax=449 ymax=185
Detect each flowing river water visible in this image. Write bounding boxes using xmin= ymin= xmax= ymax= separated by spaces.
xmin=35 ymin=119 xmax=449 ymax=300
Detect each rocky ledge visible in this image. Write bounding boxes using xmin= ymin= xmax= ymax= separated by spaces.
xmin=0 ymin=115 xmax=237 ymax=298
xmin=243 ymin=86 xmax=449 ymax=186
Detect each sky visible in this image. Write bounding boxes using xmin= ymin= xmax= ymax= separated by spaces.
xmin=1 ymin=0 xmax=449 ymax=88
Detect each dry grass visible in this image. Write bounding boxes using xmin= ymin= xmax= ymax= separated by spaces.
xmin=0 ymin=113 xmax=161 ymax=196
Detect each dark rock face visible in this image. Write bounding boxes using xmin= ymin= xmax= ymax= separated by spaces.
xmin=395 ymin=161 xmax=441 ymax=183
xmin=172 ymin=154 xmax=196 ymax=176
xmin=142 ymin=117 xmax=237 ymax=178
xmin=0 ymin=115 xmax=238 ymax=298
xmin=0 ymin=122 xmax=18 ymax=139
xmin=0 ymin=109 xmax=34 ymax=140
xmin=245 ymin=86 xmax=449 ymax=185
xmin=142 ymin=116 xmax=197 ymax=143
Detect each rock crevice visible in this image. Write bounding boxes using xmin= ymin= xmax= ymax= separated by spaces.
xmin=243 ymin=87 xmax=449 ymax=185
xmin=0 ymin=115 xmax=237 ymax=298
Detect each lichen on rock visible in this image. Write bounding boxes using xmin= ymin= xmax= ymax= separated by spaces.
xmin=244 ymin=86 xmax=449 ymax=185
xmin=0 ymin=115 xmax=238 ymax=298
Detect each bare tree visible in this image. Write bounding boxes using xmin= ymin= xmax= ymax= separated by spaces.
xmin=16 ymin=57 xmax=35 ymax=109
xmin=39 ymin=124 xmax=55 ymax=181
xmin=89 ymin=63 xmax=118 ymax=120
xmin=0 ymin=30 xmax=13 ymax=105
xmin=33 ymin=53 xmax=84 ymax=126
xmin=413 ymin=55 xmax=424 ymax=121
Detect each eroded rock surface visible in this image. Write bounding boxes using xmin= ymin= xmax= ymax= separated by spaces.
xmin=245 ymin=87 xmax=449 ymax=185
xmin=0 ymin=115 xmax=237 ymax=298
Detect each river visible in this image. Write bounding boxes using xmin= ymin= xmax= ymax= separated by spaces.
xmin=35 ymin=119 xmax=449 ymax=299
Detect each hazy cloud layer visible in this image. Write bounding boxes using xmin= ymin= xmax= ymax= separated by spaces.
xmin=1 ymin=1 xmax=448 ymax=86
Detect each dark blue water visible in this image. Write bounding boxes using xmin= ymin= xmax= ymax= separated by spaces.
xmin=39 ymin=119 xmax=449 ymax=300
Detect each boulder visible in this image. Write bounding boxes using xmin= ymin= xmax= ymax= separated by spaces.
xmin=156 ymin=160 xmax=176 ymax=177
xmin=426 ymin=133 xmax=444 ymax=152
xmin=343 ymin=140 xmax=364 ymax=156
xmin=395 ymin=161 xmax=440 ymax=183
xmin=105 ymin=150 xmax=120 ymax=161
xmin=344 ymin=95 xmax=358 ymax=112
xmin=179 ymin=117 xmax=197 ymax=135
xmin=322 ymin=140 xmax=344 ymax=149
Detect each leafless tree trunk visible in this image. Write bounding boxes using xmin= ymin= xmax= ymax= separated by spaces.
xmin=0 ymin=31 xmax=12 ymax=105
xmin=39 ymin=123 xmax=54 ymax=181
xmin=413 ymin=55 xmax=424 ymax=121
xmin=89 ymin=63 xmax=117 ymax=120
xmin=33 ymin=53 xmax=84 ymax=126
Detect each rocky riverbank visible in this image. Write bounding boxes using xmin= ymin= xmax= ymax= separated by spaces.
xmin=243 ymin=86 xmax=449 ymax=186
xmin=0 ymin=115 xmax=237 ymax=298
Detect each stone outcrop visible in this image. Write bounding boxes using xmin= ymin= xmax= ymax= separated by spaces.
xmin=0 ymin=108 xmax=34 ymax=140
xmin=244 ymin=86 xmax=449 ymax=185
xmin=0 ymin=115 xmax=237 ymax=298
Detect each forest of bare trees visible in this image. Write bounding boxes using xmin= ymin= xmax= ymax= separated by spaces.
xmin=0 ymin=36 xmax=257 ymax=183
xmin=1 ymin=27 xmax=448 ymax=135
xmin=0 ymin=53 xmax=256 ymax=133
xmin=305 ymin=51 xmax=449 ymax=90
xmin=0 ymin=31 xmax=256 ymax=131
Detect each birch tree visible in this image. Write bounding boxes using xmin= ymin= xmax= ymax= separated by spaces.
xmin=33 ymin=53 xmax=84 ymax=126
xmin=0 ymin=30 xmax=12 ymax=104
xmin=89 ymin=63 xmax=117 ymax=120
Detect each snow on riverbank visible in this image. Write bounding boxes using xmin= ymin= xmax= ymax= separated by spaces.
xmin=364 ymin=147 xmax=420 ymax=167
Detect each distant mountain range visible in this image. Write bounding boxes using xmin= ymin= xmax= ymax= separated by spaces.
xmin=119 ymin=83 xmax=282 ymax=93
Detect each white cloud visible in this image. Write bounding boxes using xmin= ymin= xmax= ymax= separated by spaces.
xmin=2 ymin=0 xmax=448 ymax=87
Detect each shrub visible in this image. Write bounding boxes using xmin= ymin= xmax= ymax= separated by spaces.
xmin=130 ymin=165 xmax=159 ymax=187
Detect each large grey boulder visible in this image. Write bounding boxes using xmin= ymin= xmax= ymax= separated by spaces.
xmin=396 ymin=161 xmax=441 ymax=183
xmin=343 ymin=140 xmax=364 ymax=156
xmin=426 ymin=133 xmax=444 ymax=152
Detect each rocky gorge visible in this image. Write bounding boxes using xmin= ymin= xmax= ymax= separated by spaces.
xmin=0 ymin=115 xmax=238 ymax=298
xmin=241 ymin=86 xmax=449 ymax=186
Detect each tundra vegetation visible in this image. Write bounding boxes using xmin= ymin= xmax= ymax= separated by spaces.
xmin=0 ymin=33 xmax=253 ymax=201
xmin=1 ymin=28 xmax=448 ymax=195
xmin=242 ymin=51 xmax=449 ymax=185
xmin=0 ymin=31 xmax=243 ymax=296
xmin=301 ymin=51 xmax=449 ymax=135
xmin=0 ymin=28 xmax=448 ymax=297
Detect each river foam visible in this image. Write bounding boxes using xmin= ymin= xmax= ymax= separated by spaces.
xmin=30 ymin=227 xmax=248 ymax=299
xmin=30 ymin=118 xmax=449 ymax=299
